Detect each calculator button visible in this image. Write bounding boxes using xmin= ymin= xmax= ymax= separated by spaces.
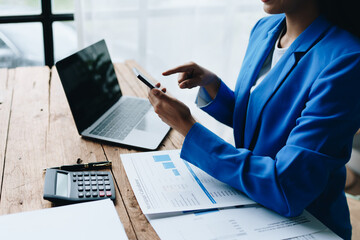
xmin=105 ymin=185 xmax=111 ymax=190
xmin=97 ymin=176 xmax=103 ymax=181
xmin=78 ymin=177 xmax=83 ymax=181
xmin=98 ymin=181 xmax=104 ymax=185
xmin=78 ymin=192 xmax=84 ymax=198
xmin=77 ymin=173 xmax=83 ymax=177
xmin=84 ymin=172 xmax=89 ymax=176
xmin=85 ymin=192 xmax=91 ymax=198
xmin=85 ymin=181 xmax=90 ymax=186
xmin=91 ymin=176 xmax=97 ymax=181
xmin=105 ymin=180 xmax=110 ymax=185
xmin=72 ymin=178 xmax=76 ymax=182
xmin=78 ymin=181 xmax=83 ymax=186
xmin=78 ymin=186 xmax=84 ymax=191
xmin=90 ymin=172 xmax=96 ymax=176
xmin=98 ymin=185 xmax=104 ymax=191
xmin=99 ymin=191 xmax=105 ymax=197
xmin=106 ymin=191 xmax=112 ymax=197
xmin=91 ymin=181 xmax=97 ymax=185
xmin=72 ymin=173 xmax=76 ymax=177
xmin=92 ymin=186 xmax=97 ymax=191
xmin=84 ymin=176 xmax=90 ymax=181
xmin=85 ymin=186 xmax=91 ymax=191
xmin=92 ymin=192 xmax=98 ymax=197
xmin=104 ymin=176 xmax=109 ymax=180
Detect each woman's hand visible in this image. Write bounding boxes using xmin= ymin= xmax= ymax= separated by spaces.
xmin=148 ymin=83 xmax=196 ymax=137
xmin=162 ymin=62 xmax=221 ymax=99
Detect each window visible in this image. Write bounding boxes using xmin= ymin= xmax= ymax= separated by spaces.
xmin=0 ymin=22 xmax=44 ymax=67
xmin=0 ymin=0 xmax=76 ymax=68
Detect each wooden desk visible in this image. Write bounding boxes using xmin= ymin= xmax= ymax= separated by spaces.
xmin=0 ymin=60 xmax=183 ymax=240
xmin=0 ymin=61 xmax=359 ymax=239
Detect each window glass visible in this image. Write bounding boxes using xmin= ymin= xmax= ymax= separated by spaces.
xmin=77 ymin=17 xmax=138 ymax=63
xmin=52 ymin=0 xmax=74 ymax=14
xmin=53 ymin=21 xmax=77 ymax=61
xmin=0 ymin=38 xmax=8 ymax=48
xmin=0 ymin=0 xmax=41 ymax=16
xmin=79 ymin=0 xmax=139 ymax=13
xmin=0 ymin=23 xmax=44 ymax=68
xmin=148 ymin=0 xmax=222 ymax=9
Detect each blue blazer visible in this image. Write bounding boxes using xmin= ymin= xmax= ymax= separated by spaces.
xmin=181 ymin=14 xmax=360 ymax=240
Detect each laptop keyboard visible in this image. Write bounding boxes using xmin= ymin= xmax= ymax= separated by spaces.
xmin=90 ymin=98 xmax=151 ymax=140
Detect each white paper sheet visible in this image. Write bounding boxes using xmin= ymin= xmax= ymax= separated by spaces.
xmin=121 ymin=149 xmax=254 ymax=215
xmin=149 ymin=206 xmax=341 ymax=240
xmin=0 ymin=199 xmax=128 ymax=240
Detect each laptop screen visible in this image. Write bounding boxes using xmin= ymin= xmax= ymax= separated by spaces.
xmin=56 ymin=40 xmax=122 ymax=133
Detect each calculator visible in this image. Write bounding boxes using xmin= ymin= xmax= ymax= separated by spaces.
xmin=43 ymin=169 xmax=116 ymax=203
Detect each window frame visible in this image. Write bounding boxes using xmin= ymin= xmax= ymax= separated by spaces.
xmin=0 ymin=0 xmax=74 ymax=67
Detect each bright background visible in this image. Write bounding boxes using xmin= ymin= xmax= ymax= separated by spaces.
xmin=0 ymin=0 xmax=267 ymax=141
xmin=75 ymin=0 xmax=266 ymax=141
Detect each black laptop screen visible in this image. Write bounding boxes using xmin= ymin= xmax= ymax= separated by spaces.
xmin=56 ymin=40 xmax=122 ymax=133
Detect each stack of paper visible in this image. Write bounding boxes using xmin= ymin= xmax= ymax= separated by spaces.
xmin=121 ymin=149 xmax=341 ymax=240
xmin=148 ymin=206 xmax=340 ymax=240
xmin=0 ymin=199 xmax=128 ymax=240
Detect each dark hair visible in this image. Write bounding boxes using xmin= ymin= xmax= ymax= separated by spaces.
xmin=317 ymin=0 xmax=360 ymax=38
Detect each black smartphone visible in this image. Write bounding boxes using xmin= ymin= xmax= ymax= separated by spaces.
xmin=132 ymin=67 xmax=156 ymax=89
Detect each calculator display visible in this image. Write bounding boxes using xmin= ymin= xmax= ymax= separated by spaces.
xmin=56 ymin=172 xmax=69 ymax=197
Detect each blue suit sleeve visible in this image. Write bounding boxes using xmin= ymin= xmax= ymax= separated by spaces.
xmin=197 ymin=80 xmax=235 ymax=127
xmin=181 ymin=53 xmax=360 ymax=217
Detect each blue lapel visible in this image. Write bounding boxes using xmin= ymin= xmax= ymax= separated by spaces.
xmin=243 ymin=16 xmax=332 ymax=149
xmin=233 ymin=16 xmax=285 ymax=148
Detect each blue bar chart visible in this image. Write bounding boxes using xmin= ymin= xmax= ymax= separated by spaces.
xmin=153 ymin=154 xmax=180 ymax=176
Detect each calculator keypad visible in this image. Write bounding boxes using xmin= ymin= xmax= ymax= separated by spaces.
xmin=71 ymin=172 xmax=114 ymax=201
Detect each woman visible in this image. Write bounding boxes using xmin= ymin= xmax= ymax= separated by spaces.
xmin=148 ymin=0 xmax=360 ymax=239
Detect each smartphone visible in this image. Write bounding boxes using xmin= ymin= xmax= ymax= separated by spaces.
xmin=132 ymin=67 xmax=156 ymax=89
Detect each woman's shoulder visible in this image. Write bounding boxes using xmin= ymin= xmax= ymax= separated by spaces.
xmin=325 ymin=25 xmax=360 ymax=53
xmin=314 ymin=21 xmax=360 ymax=61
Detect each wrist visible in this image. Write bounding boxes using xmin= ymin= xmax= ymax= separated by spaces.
xmin=204 ymin=76 xmax=221 ymax=100
xmin=179 ymin=117 xmax=196 ymax=137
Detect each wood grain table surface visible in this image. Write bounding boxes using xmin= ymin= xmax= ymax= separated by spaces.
xmin=0 ymin=60 xmax=359 ymax=239
xmin=0 ymin=60 xmax=184 ymax=240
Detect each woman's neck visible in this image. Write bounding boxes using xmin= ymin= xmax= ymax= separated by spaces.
xmin=280 ymin=3 xmax=319 ymax=48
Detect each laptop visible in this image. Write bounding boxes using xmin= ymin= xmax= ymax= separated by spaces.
xmin=56 ymin=39 xmax=170 ymax=150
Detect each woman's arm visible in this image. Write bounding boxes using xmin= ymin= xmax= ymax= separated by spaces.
xmin=181 ymin=52 xmax=360 ymax=216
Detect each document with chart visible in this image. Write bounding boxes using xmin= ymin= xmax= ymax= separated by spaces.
xmin=120 ymin=149 xmax=254 ymax=215
xmin=148 ymin=206 xmax=341 ymax=240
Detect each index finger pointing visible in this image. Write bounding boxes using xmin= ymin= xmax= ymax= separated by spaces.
xmin=162 ymin=63 xmax=195 ymax=76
